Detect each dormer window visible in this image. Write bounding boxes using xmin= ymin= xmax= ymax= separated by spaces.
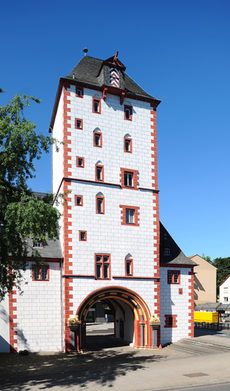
xmin=110 ymin=68 xmax=120 ymax=88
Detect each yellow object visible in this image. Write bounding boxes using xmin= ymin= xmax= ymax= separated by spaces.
xmin=194 ymin=311 xmax=219 ymax=323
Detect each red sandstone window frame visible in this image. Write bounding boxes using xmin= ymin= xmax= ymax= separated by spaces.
xmin=92 ymin=98 xmax=101 ymax=114
xmin=96 ymin=195 xmax=105 ymax=214
xmin=95 ymin=164 xmax=104 ymax=182
xmin=120 ymin=205 xmax=140 ymax=226
xmin=75 ymin=118 xmax=83 ymax=130
xmin=95 ymin=254 xmax=111 ymax=280
xmin=76 ymin=86 xmax=84 ymax=98
xmin=79 ymin=230 xmax=87 ymax=241
xmin=120 ymin=168 xmax=138 ymax=189
xmin=125 ymin=258 xmax=133 ymax=276
xmin=164 ymin=314 xmax=177 ymax=328
xmin=94 ymin=131 xmax=102 ymax=148
xmin=168 ymin=270 xmax=180 ymax=284
xmin=32 ymin=265 xmax=49 ymax=281
xmin=75 ymin=195 xmax=83 ymax=206
xmin=76 ymin=156 xmax=85 ymax=168
xmin=124 ymin=137 xmax=132 ymax=153
xmin=124 ymin=105 xmax=132 ymax=121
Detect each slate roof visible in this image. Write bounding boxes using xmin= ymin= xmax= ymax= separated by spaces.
xmin=64 ymin=55 xmax=160 ymax=103
xmin=160 ymin=222 xmax=196 ymax=266
xmin=26 ymin=238 xmax=63 ymax=259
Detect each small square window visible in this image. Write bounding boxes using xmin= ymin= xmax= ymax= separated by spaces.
xmin=75 ymin=195 xmax=83 ymax=206
xmin=124 ymin=105 xmax=132 ymax=121
xmin=164 ymin=248 xmax=171 ymax=256
xmin=120 ymin=205 xmax=139 ymax=226
xmin=75 ymin=118 xmax=83 ymax=130
xmin=94 ymin=132 xmax=102 ymax=147
xmin=168 ymin=270 xmax=180 ymax=284
xmin=76 ymin=87 xmax=83 ymax=98
xmin=93 ymin=98 xmax=101 ymax=114
xmin=79 ymin=231 xmax=87 ymax=241
xmin=76 ymin=157 xmax=85 ymax=168
xmin=120 ymin=168 xmax=138 ymax=189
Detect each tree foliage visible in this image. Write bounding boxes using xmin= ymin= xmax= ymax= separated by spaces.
xmin=0 ymin=95 xmax=60 ymax=300
xmin=212 ymin=257 xmax=230 ymax=290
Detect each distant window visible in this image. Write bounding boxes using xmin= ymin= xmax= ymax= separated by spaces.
xmin=76 ymin=87 xmax=83 ymax=98
xmin=124 ymin=137 xmax=132 ymax=153
xmin=124 ymin=172 xmax=133 ymax=187
xmin=126 ymin=208 xmax=135 ymax=224
xmin=75 ymin=118 xmax=83 ymax=130
xmin=96 ymin=195 xmax=105 ymax=214
xmin=165 ymin=315 xmax=177 ymax=328
xmin=164 ymin=248 xmax=171 ymax=256
xmin=120 ymin=205 xmax=140 ymax=226
xmin=75 ymin=195 xmax=83 ymax=206
xmin=125 ymin=258 xmax=133 ymax=276
xmin=33 ymin=240 xmax=43 ymax=248
xmin=94 ymin=132 xmax=102 ymax=147
xmin=120 ymin=168 xmax=138 ymax=189
xmin=32 ymin=265 xmax=49 ymax=281
xmin=76 ymin=157 xmax=85 ymax=168
xmin=168 ymin=270 xmax=180 ymax=284
xmin=224 ymin=297 xmax=229 ymax=303
xmin=124 ymin=105 xmax=132 ymax=121
xmin=92 ymin=98 xmax=101 ymax=114
xmin=95 ymin=164 xmax=104 ymax=182
xmin=79 ymin=231 xmax=87 ymax=241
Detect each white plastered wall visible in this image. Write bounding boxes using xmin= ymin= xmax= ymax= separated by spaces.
xmin=219 ymin=277 xmax=230 ymax=304
xmin=160 ymin=267 xmax=192 ymax=345
xmin=16 ymin=261 xmax=63 ymax=352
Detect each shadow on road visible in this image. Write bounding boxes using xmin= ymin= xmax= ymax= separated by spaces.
xmin=0 ymin=343 xmax=164 ymax=390
xmin=86 ymin=334 xmax=129 ymax=351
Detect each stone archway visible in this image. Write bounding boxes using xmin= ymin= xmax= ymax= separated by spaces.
xmin=72 ymin=286 xmax=159 ymax=351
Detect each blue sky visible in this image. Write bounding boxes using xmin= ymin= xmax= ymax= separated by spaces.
xmin=1 ymin=0 xmax=230 ymax=259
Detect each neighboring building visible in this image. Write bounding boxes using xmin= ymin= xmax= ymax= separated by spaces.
xmin=0 ymin=53 xmax=196 ymax=352
xmin=219 ymin=274 xmax=230 ymax=304
xmin=190 ymin=254 xmax=217 ymax=305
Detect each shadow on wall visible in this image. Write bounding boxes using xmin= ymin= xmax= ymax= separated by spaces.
xmin=0 ymin=306 xmax=29 ymax=352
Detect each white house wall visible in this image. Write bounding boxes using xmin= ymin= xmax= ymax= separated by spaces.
xmin=0 ymin=295 xmax=10 ymax=352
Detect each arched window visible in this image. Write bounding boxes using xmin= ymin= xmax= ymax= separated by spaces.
xmin=96 ymin=192 xmax=105 ymax=214
xmin=95 ymin=161 xmax=104 ymax=182
xmin=125 ymin=254 xmax=133 ymax=276
xmin=93 ymin=128 xmax=102 ymax=148
xmin=124 ymin=133 xmax=132 ymax=153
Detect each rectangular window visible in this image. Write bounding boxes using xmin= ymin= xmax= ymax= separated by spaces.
xmin=75 ymin=195 xmax=83 ymax=206
xmin=120 ymin=168 xmax=138 ymax=189
xmin=75 ymin=118 xmax=83 ymax=130
xmin=164 ymin=248 xmax=171 ymax=256
xmin=76 ymin=157 xmax=85 ymax=168
xmin=125 ymin=258 xmax=133 ymax=276
xmin=32 ymin=265 xmax=49 ymax=281
xmin=95 ymin=165 xmax=104 ymax=182
xmin=79 ymin=230 xmax=87 ymax=241
xmin=165 ymin=315 xmax=177 ymax=328
xmin=120 ymin=205 xmax=140 ymax=226
xmin=124 ymin=105 xmax=132 ymax=121
xmin=168 ymin=270 xmax=180 ymax=284
xmin=96 ymin=196 xmax=105 ymax=214
xmin=224 ymin=297 xmax=229 ymax=303
xmin=92 ymin=98 xmax=101 ymax=114
xmin=33 ymin=240 xmax=43 ymax=248
xmin=124 ymin=172 xmax=133 ymax=187
xmin=124 ymin=138 xmax=132 ymax=153
xmin=76 ymin=86 xmax=83 ymax=98
xmin=95 ymin=254 xmax=111 ymax=279
xmin=94 ymin=132 xmax=102 ymax=147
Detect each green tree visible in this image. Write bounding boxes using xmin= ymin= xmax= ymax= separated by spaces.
xmin=201 ymin=254 xmax=213 ymax=264
xmin=213 ymin=257 xmax=230 ymax=290
xmin=0 ymin=94 xmax=60 ymax=300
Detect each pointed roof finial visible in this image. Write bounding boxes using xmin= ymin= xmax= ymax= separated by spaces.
xmin=114 ymin=51 xmax=119 ymax=61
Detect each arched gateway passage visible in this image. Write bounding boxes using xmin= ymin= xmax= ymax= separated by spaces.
xmin=70 ymin=286 xmax=160 ymax=351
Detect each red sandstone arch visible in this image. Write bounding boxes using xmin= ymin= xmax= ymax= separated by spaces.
xmin=74 ymin=286 xmax=158 ymax=350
